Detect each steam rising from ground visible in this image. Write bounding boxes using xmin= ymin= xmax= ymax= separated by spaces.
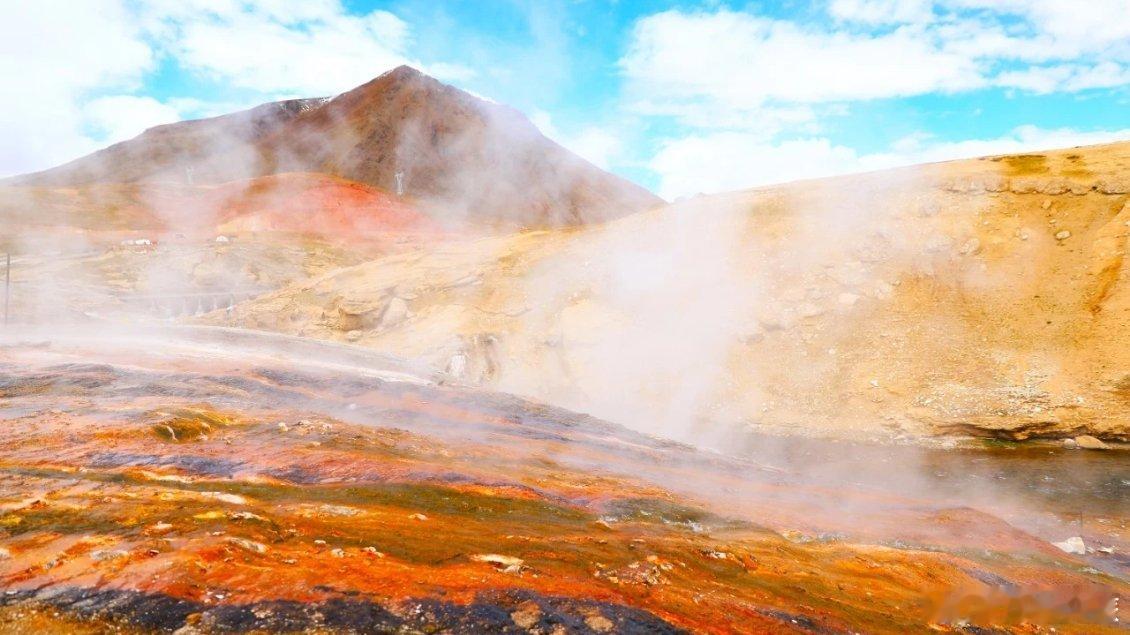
xmin=0 ymin=68 xmax=1126 ymax=588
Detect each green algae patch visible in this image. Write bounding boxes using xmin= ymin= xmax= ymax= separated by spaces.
xmin=601 ymin=497 xmax=755 ymax=533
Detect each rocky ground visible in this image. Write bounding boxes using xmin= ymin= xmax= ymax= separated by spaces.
xmin=0 ymin=329 xmax=1125 ymax=633
xmin=199 ymin=142 xmax=1130 ymax=446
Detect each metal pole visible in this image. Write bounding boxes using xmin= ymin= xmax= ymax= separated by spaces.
xmin=4 ymin=253 xmax=9 ymax=326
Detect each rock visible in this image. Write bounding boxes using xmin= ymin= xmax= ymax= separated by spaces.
xmin=1041 ymin=199 xmax=1052 ymax=210
xmin=204 ymin=492 xmax=247 ymax=505
xmin=1062 ymin=437 xmax=1078 ymax=449
xmin=983 ymin=176 xmax=1010 ymax=192
xmin=470 ymin=553 xmax=524 ymax=573
xmin=277 ymin=422 xmax=288 ymax=433
xmin=226 ymin=537 xmax=268 ymax=554
xmin=90 ymin=549 xmax=130 ymax=561
xmin=318 ymin=504 xmax=361 ymax=517
xmin=1052 ymin=536 xmax=1086 ymax=555
xmin=510 ymin=601 xmax=542 ymax=629
xmin=230 ymin=511 xmax=267 ymax=522
xmin=330 ymin=548 xmax=345 ymax=558
xmin=1039 ymin=179 xmax=1071 ymax=195
xmin=740 ymin=327 xmax=765 ymax=344
xmin=584 ymin=612 xmax=616 ymax=633
xmin=409 ymin=513 xmax=428 ymax=521
xmin=1096 ymin=179 xmax=1129 ymax=194
xmin=798 ymin=302 xmax=824 ymax=318
xmin=345 ymin=330 xmax=362 ymax=342
xmin=336 ymin=303 xmax=374 ymax=332
xmin=959 ymin=238 xmax=982 ymax=255
xmin=1010 ymin=178 xmax=1040 ymax=194
xmin=0 ymin=547 xmax=9 ymax=559
xmin=1074 ymin=435 xmax=1109 ymax=450
xmin=837 ymin=292 xmax=860 ymax=307
xmin=1055 ymin=230 xmax=1071 ymax=241
xmin=362 ymin=546 xmax=385 ymax=558
xmin=868 ymin=281 xmax=894 ymax=300
xmin=759 ymin=306 xmax=797 ymax=331
xmin=379 ymin=297 xmax=409 ymax=328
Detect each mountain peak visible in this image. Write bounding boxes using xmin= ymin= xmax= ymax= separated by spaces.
xmin=8 ymin=67 xmax=662 ymax=229
xmin=383 ymin=64 xmax=426 ymax=80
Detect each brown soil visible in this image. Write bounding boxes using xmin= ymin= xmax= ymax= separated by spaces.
xmin=204 ymin=141 xmax=1130 ymax=444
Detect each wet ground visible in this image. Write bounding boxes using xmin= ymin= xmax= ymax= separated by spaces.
xmin=0 ymin=327 xmax=1125 ymax=633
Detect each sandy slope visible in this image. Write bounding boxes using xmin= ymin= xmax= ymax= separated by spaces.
xmin=203 ymin=142 xmax=1130 ymax=443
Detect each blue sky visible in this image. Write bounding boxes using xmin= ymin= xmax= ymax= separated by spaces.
xmin=3 ymin=0 xmax=1128 ymax=198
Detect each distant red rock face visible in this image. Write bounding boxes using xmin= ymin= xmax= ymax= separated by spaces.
xmin=8 ymin=66 xmax=662 ymax=230
xmin=208 ymin=173 xmax=440 ymax=238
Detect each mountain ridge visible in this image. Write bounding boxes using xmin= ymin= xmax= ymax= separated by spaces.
xmin=8 ymin=66 xmax=661 ymax=229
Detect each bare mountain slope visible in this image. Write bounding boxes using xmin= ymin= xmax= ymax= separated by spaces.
xmin=203 ymin=141 xmax=1130 ymax=444
xmin=9 ymin=98 xmax=328 ymax=187
xmin=7 ymin=67 xmax=661 ymax=229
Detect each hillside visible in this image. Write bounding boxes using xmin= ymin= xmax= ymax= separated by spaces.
xmin=202 ymin=141 xmax=1130 ymax=444
xmin=6 ymin=66 xmax=662 ymax=229
xmin=0 ymin=173 xmax=435 ymax=237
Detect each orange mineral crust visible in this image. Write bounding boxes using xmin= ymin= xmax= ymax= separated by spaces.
xmin=0 ymin=330 xmax=1125 ymax=633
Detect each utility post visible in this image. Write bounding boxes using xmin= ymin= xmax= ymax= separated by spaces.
xmin=4 ymin=252 xmax=9 ymax=326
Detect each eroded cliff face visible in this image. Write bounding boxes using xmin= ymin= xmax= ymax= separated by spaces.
xmin=205 ymin=142 xmax=1130 ymax=444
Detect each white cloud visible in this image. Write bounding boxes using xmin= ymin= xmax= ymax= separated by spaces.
xmin=0 ymin=0 xmax=475 ymax=177
xmin=830 ymin=0 xmax=934 ymax=25
xmin=997 ymin=62 xmax=1130 ymax=93
xmin=531 ymin=110 xmax=624 ymax=170
xmin=568 ymin=128 xmax=625 ymax=170
xmin=621 ymin=5 xmax=1129 ymax=129
xmin=650 ymin=134 xmax=859 ymax=199
xmin=83 ymin=95 xmax=181 ymax=145
xmin=650 ymin=126 xmax=1130 ymax=199
xmin=622 ymin=11 xmax=983 ymax=112
xmin=869 ymin=125 xmax=1130 ymax=166
xmin=137 ymin=0 xmax=472 ymax=96
xmin=0 ymin=0 xmax=154 ymax=175
xmin=945 ymin=0 xmax=1130 ymax=56
xmin=628 ymin=3 xmax=1128 ymax=196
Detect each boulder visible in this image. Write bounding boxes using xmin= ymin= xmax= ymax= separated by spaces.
xmin=379 ymin=296 xmax=410 ymax=327
xmin=336 ymin=302 xmax=375 ymax=331
xmin=1096 ymin=179 xmax=1129 ymax=194
xmin=1052 ymin=536 xmax=1086 ymax=555
xmin=1074 ymin=435 xmax=1109 ymax=450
